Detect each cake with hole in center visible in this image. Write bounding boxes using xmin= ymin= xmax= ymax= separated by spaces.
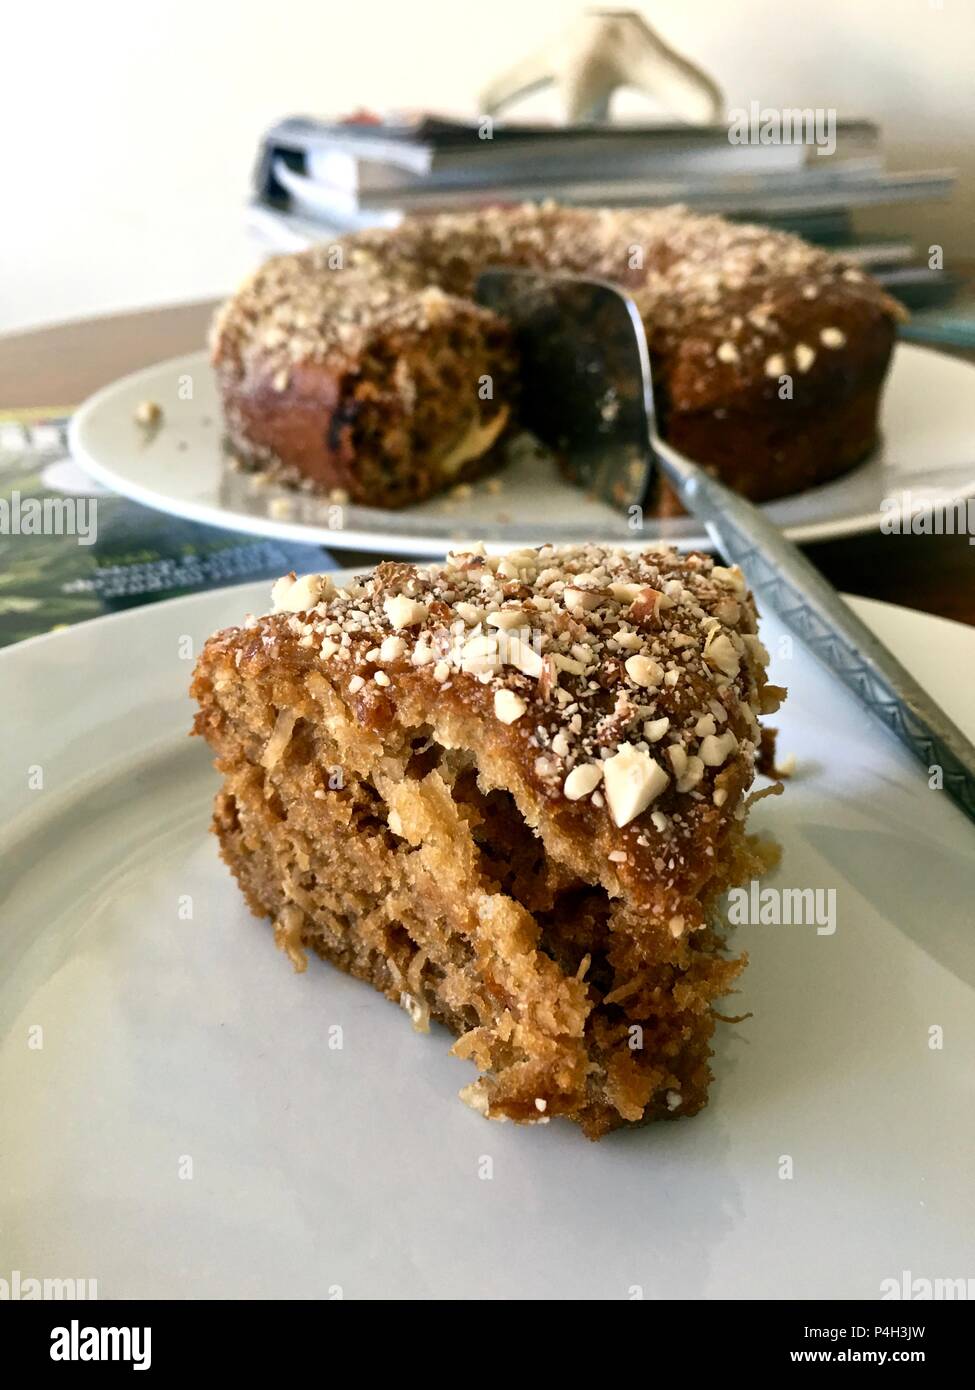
xmin=210 ymin=202 xmax=906 ymax=512
xmin=191 ymin=544 xmax=785 ymax=1137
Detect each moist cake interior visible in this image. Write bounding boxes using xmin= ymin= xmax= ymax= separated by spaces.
xmin=208 ymin=668 xmax=774 ymax=1139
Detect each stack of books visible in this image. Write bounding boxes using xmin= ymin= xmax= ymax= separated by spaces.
xmin=247 ymin=113 xmax=959 ymax=310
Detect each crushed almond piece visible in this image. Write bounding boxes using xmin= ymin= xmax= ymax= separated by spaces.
xmin=494 ymin=689 xmax=527 ymax=724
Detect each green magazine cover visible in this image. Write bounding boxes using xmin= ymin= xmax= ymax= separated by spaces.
xmin=0 ymin=415 xmax=332 ymax=648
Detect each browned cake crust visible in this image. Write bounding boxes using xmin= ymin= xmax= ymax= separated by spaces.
xmin=211 ymin=203 xmax=905 ymax=509
xmin=191 ymin=545 xmax=785 ymax=1137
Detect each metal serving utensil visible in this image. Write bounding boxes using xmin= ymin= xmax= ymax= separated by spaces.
xmin=476 ymin=267 xmax=975 ymax=825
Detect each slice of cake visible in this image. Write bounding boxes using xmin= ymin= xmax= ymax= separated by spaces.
xmin=191 ymin=545 xmax=784 ymax=1138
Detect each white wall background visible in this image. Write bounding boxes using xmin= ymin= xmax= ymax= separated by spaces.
xmin=1 ymin=0 xmax=972 ymax=334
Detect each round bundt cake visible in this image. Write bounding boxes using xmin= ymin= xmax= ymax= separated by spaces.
xmin=210 ymin=203 xmax=905 ymax=510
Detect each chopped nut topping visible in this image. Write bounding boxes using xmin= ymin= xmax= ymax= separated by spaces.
xmin=384 ymin=594 xmax=429 ymax=629
xmin=703 ymin=628 xmax=740 ymax=678
xmin=764 ymin=353 xmax=787 ymax=378
xmin=486 ymin=608 xmax=527 ymax=630
xmin=462 ymin=633 xmax=500 ymax=675
xmin=666 ymin=744 xmax=688 ymax=778
xmin=699 ymin=730 xmax=739 ymax=767
xmin=271 ymin=571 xmax=333 ymax=614
xmin=711 ymin=565 xmax=747 ymax=596
xmin=134 ymin=399 xmax=162 ymax=427
xmin=602 ymin=743 xmax=669 ymax=827
xmin=494 ymin=689 xmax=527 ymax=724
xmin=676 ymin=756 xmax=705 ymax=793
xmin=563 ymin=762 xmax=603 ymax=800
xmin=562 ymin=586 xmax=601 ymax=614
xmin=609 ymin=582 xmax=644 ymax=603
xmin=624 ymin=654 xmax=664 ymax=688
xmin=249 ymin=543 xmax=781 ymax=858
xmin=379 ymin=634 xmax=406 ymax=662
xmin=505 ymin=634 xmax=544 ymax=678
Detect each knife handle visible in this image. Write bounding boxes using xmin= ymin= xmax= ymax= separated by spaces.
xmin=652 ymin=436 xmax=975 ymax=825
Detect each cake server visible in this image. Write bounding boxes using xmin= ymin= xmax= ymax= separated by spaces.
xmin=476 ymin=267 xmax=975 ymax=825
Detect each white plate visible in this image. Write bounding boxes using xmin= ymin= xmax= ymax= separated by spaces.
xmin=2 ymin=578 xmax=974 ymax=1299
xmin=69 ymin=343 xmax=975 ymax=557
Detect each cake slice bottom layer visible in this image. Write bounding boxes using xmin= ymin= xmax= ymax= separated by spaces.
xmin=197 ymin=651 xmax=774 ymax=1138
